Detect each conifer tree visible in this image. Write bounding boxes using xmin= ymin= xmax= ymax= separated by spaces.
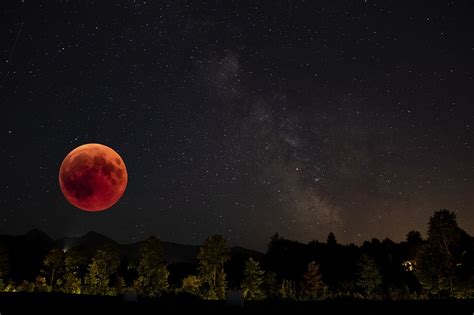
xmin=301 ymin=261 xmax=325 ymax=300
xmin=241 ymin=257 xmax=266 ymax=300
xmin=356 ymin=254 xmax=383 ymax=299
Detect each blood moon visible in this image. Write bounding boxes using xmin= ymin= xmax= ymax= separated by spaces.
xmin=59 ymin=143 xmax=127 ymax=211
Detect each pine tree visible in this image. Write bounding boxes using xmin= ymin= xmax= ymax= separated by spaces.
xmin=301 ymin=261 xmax=325 ymax=300
xmin=356 ymin=254 xmax=382 ymax=299
xmin=241 ymin=257 xmax=266 ymax=300
xmin=197 ymin=234 xmax=229 ymax=300
xmin=134 ymin=236 xmax=169 ymax=297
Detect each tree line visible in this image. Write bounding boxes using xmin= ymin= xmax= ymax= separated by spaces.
xmin=0 ymin=209 xmax=473 ymax=300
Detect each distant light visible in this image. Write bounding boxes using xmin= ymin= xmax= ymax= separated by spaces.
xmin=62 ymin=247 xmax=69 ymax=253
xmin=402 ymin=260 xmax=416 ymax=272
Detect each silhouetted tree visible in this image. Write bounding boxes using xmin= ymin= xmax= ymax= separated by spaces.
xmin=356 ymin=254 xmax=382 ymax=299
xmin=406 ymin=230 xmax=423 ymax=261
xmin=42 ymin=248 xmax=65 ymax=290
xmin=84 ymin=245 xmax=120 ymax=295
xmin=301 ymin=261 xmax=325 ymax=300
xmin=0 ymin=240 xmax=9 ymax=280
xmin=134 ymin=236 xmax=169 ymax=297
xmin=406 ymin=231 xmax=423 ymax=245
xmin=267 ymin=233 xmax=281 ymax=254
xmin=197 ymin=234 xmax=229 ymax=299
xmin=416 ymin=210 xmax=463 ymax=296
xmin=327 ymin=232 xmax=337 ymax=246
xmin=265 ymin=234 xmax=308 ymax=281
xmin=241 ymin=257 xmax=265 ymax=300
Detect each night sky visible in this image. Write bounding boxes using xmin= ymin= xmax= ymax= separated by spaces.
xmin=2 ymin=1 xmax=473 ymax=250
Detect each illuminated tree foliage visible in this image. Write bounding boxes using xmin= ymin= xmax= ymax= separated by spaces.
xmin=356 ymin=254 xmax=382 ymax=299
xmin=241 ymin=257 xmax=266 ymax=300
xmin=84 ymin=245 xmax=120 ymax=296
xmin=17 ymin=280 xmax=34 ymax=292
xmin=34 ymin=276 xmax=51 ymax=292
xmin=301 ymin=261 xmax=325 ymax=300
xmin=42 ymin=248 xmax=65 ymax=290
xmin=62 ymin=249 xmax=83 ymax=294
xmin=214 ymin=268 xmax=227 ymax=300
xmin=134 ymin=236 xmax=169 ymax=297
xmin=197 ymin=234 xmax=229 ymax=300
xmin=181 ymin=275 xmax=202 ymax=296
xmin=279 ymin=279 xmax=296 ymax=300
xmin=62 ymin=249 xmax=87 ymax=294
xmin=115 ymin=276 xmax=127 ymax=295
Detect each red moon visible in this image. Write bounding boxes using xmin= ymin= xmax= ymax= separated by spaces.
xmin=59 ymin=143 xmax=128 ymax=212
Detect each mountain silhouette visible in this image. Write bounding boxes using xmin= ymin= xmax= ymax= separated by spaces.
xmin=0 ymin=230 xmax=263 ymax=281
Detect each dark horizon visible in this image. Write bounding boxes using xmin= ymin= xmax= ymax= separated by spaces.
xmin=0 ymin=207 xmax=471 ymax=253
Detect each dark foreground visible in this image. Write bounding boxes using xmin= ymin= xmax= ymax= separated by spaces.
xmin=0 ymin=293 xmax=473 ymax=315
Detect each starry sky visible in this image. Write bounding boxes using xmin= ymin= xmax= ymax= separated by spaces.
xmin=1 ymin=1 xmax=473 ymax=250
